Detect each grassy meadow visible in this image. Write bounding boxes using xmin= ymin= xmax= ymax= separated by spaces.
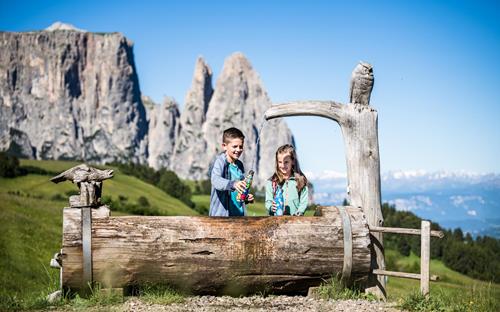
xmin=0 ymin=159 xmax=498 ymax=311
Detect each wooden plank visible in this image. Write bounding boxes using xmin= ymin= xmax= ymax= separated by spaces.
xmin=421 ymin=221 xmax=431 ymax=296
xmin=372 ymin=269 xmax=438 ymax=281
xmin=369 ymin=226 xmax=444 ymax=238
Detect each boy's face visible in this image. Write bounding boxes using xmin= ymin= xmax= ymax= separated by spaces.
xmin=222 ymin=138 xmax=244 ymax=163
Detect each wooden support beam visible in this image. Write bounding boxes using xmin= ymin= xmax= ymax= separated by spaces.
xmin=421 ymin=221 xmax=431 ymax=296
xmin=372 ymin=269 xmax=438 ymax=281
xmin=369 ymin=226 xmax=444 ymax=238
xmin=81 ymin=207 xmax=92 ymax=290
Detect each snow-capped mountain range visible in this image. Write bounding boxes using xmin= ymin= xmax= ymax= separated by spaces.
xmin=307 ymin=170 xmax=500 ymax=238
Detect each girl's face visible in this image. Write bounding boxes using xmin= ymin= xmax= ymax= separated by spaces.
xmin=277 ymin=153 xmax=293 ymax=177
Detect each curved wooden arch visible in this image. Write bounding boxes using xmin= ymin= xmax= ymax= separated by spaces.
xmin=264 ymin=64 xmax=386 ymax=298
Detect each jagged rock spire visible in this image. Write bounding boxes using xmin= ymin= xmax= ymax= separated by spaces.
xmin=171 ymin=57 xmax=214 ymax=179
xmin=202 ymin=52 xmax=293 ymax=186
xmin=147 ymin=97 xmax=180 ymax=170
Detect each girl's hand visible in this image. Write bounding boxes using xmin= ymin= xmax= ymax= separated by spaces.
xmin=271 ymin=201 xmax=277 ymax=213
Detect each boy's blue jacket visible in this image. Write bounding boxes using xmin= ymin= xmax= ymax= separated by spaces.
xmin=209 ymin=152 xmax=245 ymax=216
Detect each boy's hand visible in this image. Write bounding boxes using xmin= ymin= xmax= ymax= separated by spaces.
xmin=234 ymin=180 xmax=246 ymax=193
xmin=246 ymin=194 xmax=254 ymax=203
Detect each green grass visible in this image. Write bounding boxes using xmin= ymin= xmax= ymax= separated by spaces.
xmin=0 ymin=191 xmax=63 ymax=310
xmin=386 ymin=250 xmax=500 ymax=311
xmin=137 ymin=283 xmax=185 ymax=305
xmin=317 ymin=276 xmax=377 ymax=301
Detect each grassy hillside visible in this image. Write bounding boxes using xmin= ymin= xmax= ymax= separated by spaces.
xmin=386 ymin=249 xmax=499 ymax=310
xmin=19 ymin=159 xmax=199 ymax=216
xmin=0 ymin=159 xmax=198 ymax=308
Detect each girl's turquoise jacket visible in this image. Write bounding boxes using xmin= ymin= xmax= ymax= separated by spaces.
xmin=265 ymin=177 xmax=308 ymax=215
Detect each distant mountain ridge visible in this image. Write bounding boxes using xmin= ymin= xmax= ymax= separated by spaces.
xmin=0 ymin=23 xmax=294 ymax=187
xmin=309 ymin=169 xmax=500 ymax=238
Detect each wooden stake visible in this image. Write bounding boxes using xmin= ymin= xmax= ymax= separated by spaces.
xmin=420 ymin=220 xmax=430 ymax=296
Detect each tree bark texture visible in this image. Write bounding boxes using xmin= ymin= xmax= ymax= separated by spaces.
xmin=61 ymin=206 xmax=371 ymax=295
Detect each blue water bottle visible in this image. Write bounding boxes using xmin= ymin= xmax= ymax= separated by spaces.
xmin=274 ymin=186 xmax=284 ymax=216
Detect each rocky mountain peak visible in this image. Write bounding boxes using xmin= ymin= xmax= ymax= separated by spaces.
xmin=45 ymin=22 xmax=86 ymax=32
xmin=0 ymin=28 xmax=148 ymax=163
xmin=223 ymin=52 xmax=254 ymax=73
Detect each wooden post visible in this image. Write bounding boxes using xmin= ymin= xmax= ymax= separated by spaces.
xmin=51 ymin=164 xmax=114 ymax=294
xmin=420 ymin=220 xmax=430 ymax=296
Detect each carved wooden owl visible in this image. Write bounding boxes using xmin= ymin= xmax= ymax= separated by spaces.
xmin=349 ymin=62 xmax=374 ymax=105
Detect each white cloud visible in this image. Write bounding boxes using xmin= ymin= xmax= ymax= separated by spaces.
xmin=450 ymin=195 xmax=485 ymax=209
xmin=467 ymin=210 xmax=477 ymax=216
xmin=388 ymin=196 xmax=433 ymax=211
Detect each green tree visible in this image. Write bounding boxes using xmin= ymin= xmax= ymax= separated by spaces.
xmin=0 ymin=152 xmax=20 ymax=177
xmin=158 ymin=170 xmax=193 ymax=207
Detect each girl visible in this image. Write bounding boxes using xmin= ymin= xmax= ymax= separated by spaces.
xmin=265 ymin=144 xmax=309 ymax=216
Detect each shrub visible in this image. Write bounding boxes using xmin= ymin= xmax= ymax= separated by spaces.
xmin=0 ymin=152 xmax=21 ymax=177
xmin=316 ymin=276 xmax=376 ymax=301
xmin=137 ymin=196 xmax=150 ymax=207
xmin=158 ymin=170 xmax=193 ymax=207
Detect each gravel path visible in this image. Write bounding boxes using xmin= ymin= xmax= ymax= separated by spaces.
xmin=117 ymin=296 xmax=403 ymax=312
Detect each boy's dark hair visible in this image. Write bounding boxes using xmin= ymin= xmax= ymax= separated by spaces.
xmin=222 ymin=127 xmax=245 ymax=143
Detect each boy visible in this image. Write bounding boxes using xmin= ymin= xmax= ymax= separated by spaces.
xmin=209 ymin=127 xmax=254 ymax=216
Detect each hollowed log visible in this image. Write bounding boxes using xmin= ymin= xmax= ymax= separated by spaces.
xmin=61 ymin=206 xmax=370 ymax=295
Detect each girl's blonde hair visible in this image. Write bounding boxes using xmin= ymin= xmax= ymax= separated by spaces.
xmin=270 ymin=144 xmax=308 ymax=193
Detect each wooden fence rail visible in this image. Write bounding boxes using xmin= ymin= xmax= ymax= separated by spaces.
xmin=370 ymin=220 xmax=442 ymax=297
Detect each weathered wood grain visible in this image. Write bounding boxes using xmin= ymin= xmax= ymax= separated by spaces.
xmin=369 ymin=226 xmax=444 ymax=238
xmin=420 ymin=221 xmax=431 ymax=296
xmin=61 ymin=206 xmax=371 ymax=295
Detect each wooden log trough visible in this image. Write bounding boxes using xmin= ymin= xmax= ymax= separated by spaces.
xmin=60 ymin=205 xmax=371 ymax=295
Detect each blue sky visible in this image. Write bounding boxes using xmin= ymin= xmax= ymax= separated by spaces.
xmin=2 ymin=0 xmax=499 ymax=175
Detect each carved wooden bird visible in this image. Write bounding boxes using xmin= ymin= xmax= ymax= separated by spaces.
xmin=349 ymin=61 xmax=374 ymax=105
xmin=50 ymin=164 xmax=114 ymax=184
